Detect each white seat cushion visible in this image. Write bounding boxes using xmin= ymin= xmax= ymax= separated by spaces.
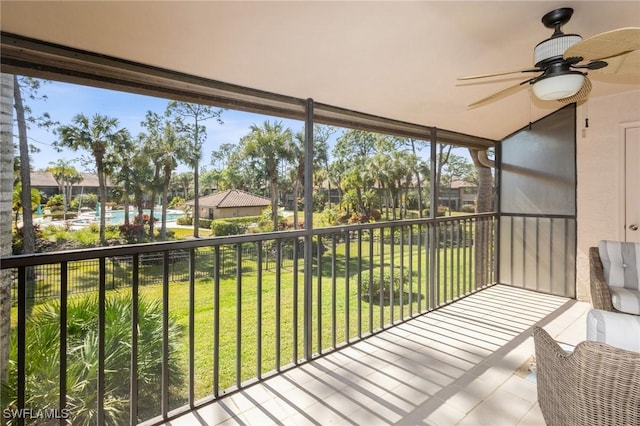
xmin=598 ymin=240 xmax=640 ymax=291
xmin=610 ymin=287 xmax=640 ymax=315
xmin=587 ymin=309 xmax=640 ymax=352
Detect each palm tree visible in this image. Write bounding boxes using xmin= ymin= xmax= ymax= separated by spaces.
xmin=56 ymin=114 xmax=128 ymax=244
xmin=241 ymin=121 xmax=293 ymax=230
xmin=0 ymin=73 xmax=14 ymax=385
xmin=140 ymin=111 xmax=187 ymax=240
xmin=46 ymin=159 xmax=83 ymax=220
xmin=199 ymin=169 xmax=218 ymax=195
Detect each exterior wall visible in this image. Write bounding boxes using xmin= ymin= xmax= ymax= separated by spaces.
xmin=576 ymin=89 xmax=640 ymax=301
xmin=200 ymin=206 xmax=266 ymax=219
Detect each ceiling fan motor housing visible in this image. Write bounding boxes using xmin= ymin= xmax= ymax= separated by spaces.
xmin=534 ymin=34 xmax=582 ymax=67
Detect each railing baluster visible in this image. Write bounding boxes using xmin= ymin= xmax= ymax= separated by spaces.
xmin=357 ymin=229 xmax=362 ymax=338
xmin=443 ymin=222 xmax=448 ymax=303
xmin=292 ymin=238 xmax=299 ymax=364
xmin=316 ymin=235 xmax=322 ymax=354
xmin=59 ymin=262 xmax=67 ymax=426
xmin=331 ymin=234 xmax=337 ymax=349
xmin=368 ymin=229 xmax=374 ymax=333
xmin=417 ymin=224 xmax=423 ymax=313
xmin=390 ymin=226 xmax=395 ymax=323
xmin=379 ymin=228 xmax=384 ymax=327
xmin=256 ymin=241 xmax=263 ymax=378
xmin=408 ymin=225 xmax=413 ymax=317
xmin=17 ymin=267 xmax=25 ymax=426
xmin=189 ymin=248 xmax=195 ymax=406
xmin=449 ymin=220 xmax=454 ymax=299
xmin=130 ymin=254 xmax=139 ymax=424
xmin=161 ymin=251 xmax=169 ymax=418
xmin=399 ymin=226 xmax=404 ymax=321
xmin=98 ymin=258 xmax=106 ymax=424
xmin=275 ymin=240 xmax=281 ymax=370
xmin=213 ymin=246 xmax=220 ymax=397
xmin=235 ymin=244 xmax=242 ymax=388
xmin=344 ymin=230 xmax=350 ymax=342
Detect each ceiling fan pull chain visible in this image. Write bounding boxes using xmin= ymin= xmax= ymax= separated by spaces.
xmin=585 ymin=100 xmax=589 ymax=128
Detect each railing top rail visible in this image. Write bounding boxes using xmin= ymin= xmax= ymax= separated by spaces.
xmin=0 ymin=213 xmax=497 ymax=269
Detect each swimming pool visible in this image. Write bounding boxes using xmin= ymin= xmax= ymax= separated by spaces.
xmin=107 ymin=209 xmax=185 ymax=225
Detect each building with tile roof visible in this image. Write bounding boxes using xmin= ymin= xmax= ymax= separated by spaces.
xmin=185 ymin=189 xmax=270 ymax=219
xmin=30 ymin=171 xmax=118 ymax=198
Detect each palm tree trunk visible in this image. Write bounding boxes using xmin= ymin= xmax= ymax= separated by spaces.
xmin=161 ymin=167 xmax=171 ymax=240
xmin=470 ymin=149 xmax=494 ymax=289
xmin=14 ymin=76 xmax=35 ymax=255
xmin=0 ymin=73 xmax=14 ymax=386
xmin=96 ymin=167 xmax=107 ymax=245
xmin=193 ymin=161 xmax=200 ymax=238
xmin=14 ymin=76 xmax=36 ymax=312
xmin=270 ymin=176 xmax=278 ymax=231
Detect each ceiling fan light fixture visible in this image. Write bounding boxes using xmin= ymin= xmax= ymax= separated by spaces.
xmin=534 ymin=34 xmax=582 ymax=65
xmin=532 ymin=72 xmax=585 ymax=100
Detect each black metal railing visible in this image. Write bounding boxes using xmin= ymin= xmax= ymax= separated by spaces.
xmin=0 ymin=213 xmax=496 ymax=426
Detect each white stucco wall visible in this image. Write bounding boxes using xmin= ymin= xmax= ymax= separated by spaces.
xmin=576 ymin=89 xmax=640 ymax=301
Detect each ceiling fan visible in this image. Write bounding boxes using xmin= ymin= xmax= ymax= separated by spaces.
xmin=459 ymin=7 xmax=640 ymax=108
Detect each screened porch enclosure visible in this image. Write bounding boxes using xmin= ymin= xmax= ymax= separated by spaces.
xmin=0 ymin=33 xmax=579 ymax=426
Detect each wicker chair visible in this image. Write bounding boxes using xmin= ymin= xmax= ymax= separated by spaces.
xmin=533 ymin=326 xmax=640 ymax=426
xmin=590 ymin=242 xmax=640 ymax=315
xmin=590 ymin=246 xmax=617 ymax=312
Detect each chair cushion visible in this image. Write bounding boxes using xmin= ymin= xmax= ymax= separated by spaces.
xmin=598 ymin=240 xmax=640 ymax=291
xmin=610 ymin=287 xmax=640 ymax=315
xmin=586 ymin=309 xmax=640 ymax=352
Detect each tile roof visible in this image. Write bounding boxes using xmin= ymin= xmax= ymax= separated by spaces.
xmin=30 ymin=171 xmax=113 ymax=187
xmin=186 ymin=189 xmax=270 ymax=208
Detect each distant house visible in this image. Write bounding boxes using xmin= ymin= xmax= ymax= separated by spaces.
xmin=186 ymin=189 xmax=270 ymax=220
xmin=30 ymin=171 xmax=118 ymax=198
xmin=439 ymin=180 xmax=478 ymax=210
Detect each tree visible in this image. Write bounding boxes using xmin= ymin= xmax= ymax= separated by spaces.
xmin=166 ymin=102 xmax=223 ymax=237
xmin=175 ymin=171 xmax=194 ymax=199
xmin=46 ymin=159 xmax=83 ymax=220
xmin=199 ymin=169 xmax=219 ymax=195
xmin=109 ymin=132 xmax=136 ymax=225
xmin=12 ymin=182 xmax=41 ymax=228
xmin=140 ymin=111 xmax=187 ymax=240
xmin=469 ymin=148 xmax=495 ymax=289
xmin=56 ymin=114 xmax=128 ymax=244
xmin=0 ymin=73 xmax=14 ymax=390
xmin=13 ymin=77 xmax=36 ymax=257
xmin=241 ymin=121 xmax=293 ymax=230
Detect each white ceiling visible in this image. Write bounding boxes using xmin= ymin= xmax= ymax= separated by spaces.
xmin=2 ymin=1 xmax=639 ymax=141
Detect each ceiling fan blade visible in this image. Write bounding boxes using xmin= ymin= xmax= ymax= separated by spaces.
xmin=458 ymin=68 xmax=540 ymax=81
xmin=557 ymin=76 xmax=592 ymax=104
xmin=564 ymin=27 xmax=640 ymax=62
xmin=594 ymin=50 xmax=640 ymax=76
xmin=468 ymin=80 xmax=530 ymax=108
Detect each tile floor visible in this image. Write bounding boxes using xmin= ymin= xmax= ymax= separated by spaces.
xmin=164 ymin=284 xmax=591 ymax=426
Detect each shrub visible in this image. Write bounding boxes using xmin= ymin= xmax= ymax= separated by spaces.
xmin=211 ymin=220 xmax=245 ymax=236
xmin=45 ymin=194 xmax=65 ymax=208
xmin=1 ymin=294 xmax=184 ymax=424
xmin=460 ymin=203 xmax=476 ymax=213
xmin=119 ymin=223 xmax=147 ymax=243
xmin=197 ymin=218 xmax=212 ymax=229
xmin=361 ymin=267 xmax=411 ymax=300
xmin=169 ymin=196 xmax=185 ymax=208
xmin=176 ymin=216 xmax=193 ymax=226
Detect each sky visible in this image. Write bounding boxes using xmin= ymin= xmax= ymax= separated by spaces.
xmin=20 ymin=79 xmax=307 ymax=173
xmin=19 ymin=78 xmax=471 ymax=176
